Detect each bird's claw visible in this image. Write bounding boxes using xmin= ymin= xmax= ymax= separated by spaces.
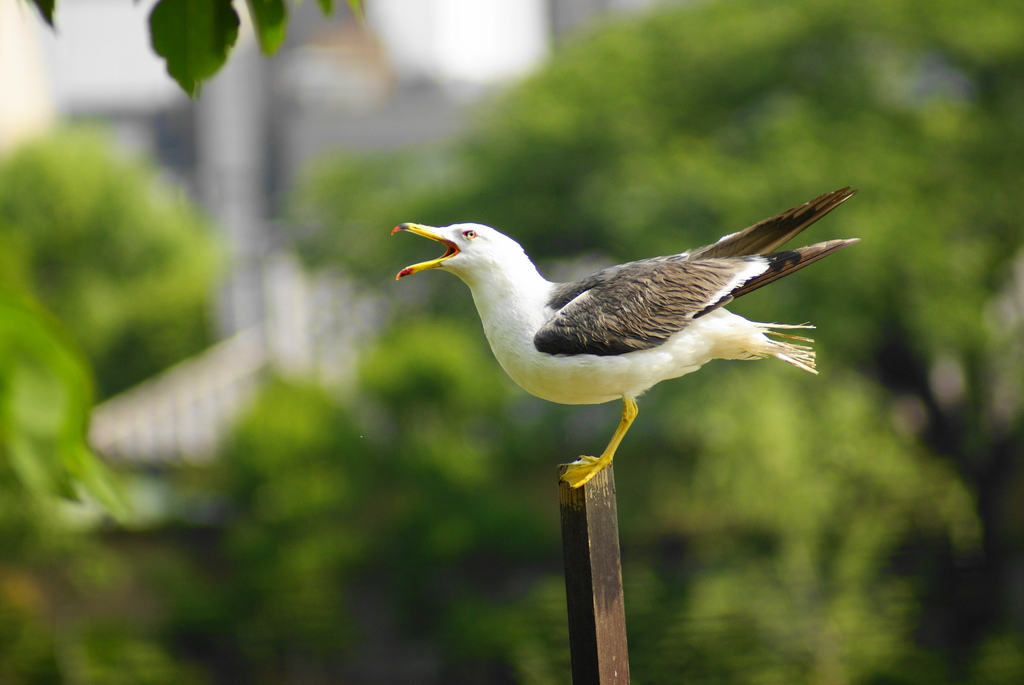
xmin=560 ymin=455 xmax=607 ymax=489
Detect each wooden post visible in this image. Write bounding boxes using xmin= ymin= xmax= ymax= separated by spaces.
xmin=558 ymin=463 xmax=630 ymax=684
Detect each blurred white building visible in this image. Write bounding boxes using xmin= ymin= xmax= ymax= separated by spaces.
xmin=370 ymin=0 xmax=548 ymax=87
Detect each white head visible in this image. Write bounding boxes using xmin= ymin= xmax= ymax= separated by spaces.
xmin=392 ymin=222 xmax=534 ymax=286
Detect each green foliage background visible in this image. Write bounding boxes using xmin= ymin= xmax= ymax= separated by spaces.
xmin=0 ymin=128 xmax=220 ymax=399
xmin=0 ymin=129 xmax=220 ymax=683
xmin=5 ymin=0 xmax=1024 ymax=683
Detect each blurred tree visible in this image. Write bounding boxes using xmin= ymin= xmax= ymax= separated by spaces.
xmin=0 ymin=132 xmax=134 ymax=513
xmin=289 ymin=0 xmax=1024 ymax=681
xmin=0 ymin=125 xmax=218 ymax=680
xmin=0 ymin=460 xmax=67 ymax=685
xmin=0 ymin=450 xmax=204 ymax=684
xmin=0 ymin=127 xmax=220 ymax=399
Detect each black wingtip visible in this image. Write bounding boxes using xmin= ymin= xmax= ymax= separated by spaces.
xmin=729 ymin=238 xmax=860 ymax=301
xmin=688 ymin=187 xmax=860 ymax=260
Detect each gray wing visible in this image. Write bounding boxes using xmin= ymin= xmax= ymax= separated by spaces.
xmin=534 ymin=187 xmax=860 ymax=357
xmin=534 ymin=256 xmax=767 ymax=356
xmin=685 ymin=187 xmax=857 ymax=260
xmin=534 ymin=240 xmax=859 ymax=357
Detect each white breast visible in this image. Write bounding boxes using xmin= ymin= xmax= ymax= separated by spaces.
xmin=464 ymin=271 xmax=727 ymax=404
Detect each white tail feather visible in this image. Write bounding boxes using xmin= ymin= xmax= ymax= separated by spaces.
xmin=759 ymin=323 xmax=817 ymax=374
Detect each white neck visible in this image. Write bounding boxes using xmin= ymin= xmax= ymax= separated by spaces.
xmin=455 ymin=252 xmax=553 ymax=370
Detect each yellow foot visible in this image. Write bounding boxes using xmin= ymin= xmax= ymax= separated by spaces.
xmin=560 ymin=455 xmax=611 ymax=489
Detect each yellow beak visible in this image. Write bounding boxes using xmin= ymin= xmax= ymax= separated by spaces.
xmin=392 ymin=223 xmax=460 ymax=280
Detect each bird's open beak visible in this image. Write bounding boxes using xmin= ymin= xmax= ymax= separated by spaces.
xmin=392 ymin=223 xmax=460 ymax=280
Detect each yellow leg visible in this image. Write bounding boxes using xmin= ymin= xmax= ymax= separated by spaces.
xmin=560 ymin=398 xmax=639 ymax=489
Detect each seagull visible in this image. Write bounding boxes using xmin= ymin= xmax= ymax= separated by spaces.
xmin=393 ymin=188 xmax=858 ymax=488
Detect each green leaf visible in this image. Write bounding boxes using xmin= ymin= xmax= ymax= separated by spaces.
xmin=314 ymin=0 xmax=361 ymax=19
xmin=0 ymin=293 xmax=129 ymax=520
xmin=29 ymin=0 xmax=55 ymax=27
xmin=6 ymin=356 xmax=76 ymax=499
xmin=64 ymin=442 xmax=131 ymax=522
xmin=246 ymin=0 xmax=287 ymax=55
xmin=149 ymin=0 xmax=240 ymax=96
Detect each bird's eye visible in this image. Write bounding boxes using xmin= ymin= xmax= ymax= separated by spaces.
xmin=462 ymin=229 xmax=478 ymax=239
